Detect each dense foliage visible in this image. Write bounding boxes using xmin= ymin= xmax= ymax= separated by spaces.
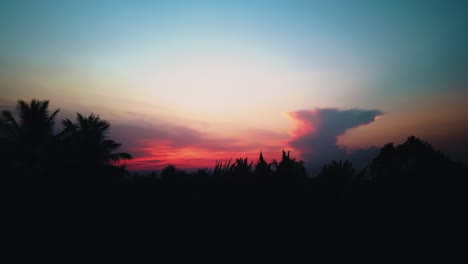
xmin=1 ymin=99 xmax=467 ymax=262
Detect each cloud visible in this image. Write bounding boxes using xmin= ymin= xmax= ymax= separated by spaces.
xmin=288 ymin=108 xmax=382 ymax=173
xmin=109 ymin=122 xmax=289 ymax=170
xmin=0 ymin=101 xmax=289 ymax=171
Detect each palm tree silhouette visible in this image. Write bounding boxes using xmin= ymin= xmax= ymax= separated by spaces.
xmin=254 ymin=152 xmax=271 ymax=178
xmin=60 ymin=113 xmax=132 ymax=168
xmin=271 ymin=150 xmax=306 ymax=182
xmin=233 ymin=157 xmax=253 ymax=177
xmin=213 ymin=159 xmax=234 ymax=177
xmin=0 ymin=99 xmax=60 ymax=170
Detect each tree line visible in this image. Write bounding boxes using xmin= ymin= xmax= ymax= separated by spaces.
xmin=0 ymin=99 xmax=132 ymax=179
xmin=1 ymin=99 xmax=467 ymax=262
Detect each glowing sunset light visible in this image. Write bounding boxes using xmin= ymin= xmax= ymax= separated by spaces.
xmin=127 ymin=133 xmax=290 ymax=171
xmin=1 ymin=1 xmax=467 ymax=170
xmin=3 ymin=2 xmax=468 ymax=261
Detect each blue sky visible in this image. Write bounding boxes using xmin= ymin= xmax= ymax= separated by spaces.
xmin=1 ymin=0 xmax=467 ymax=169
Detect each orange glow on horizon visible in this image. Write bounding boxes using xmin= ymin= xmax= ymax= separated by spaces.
xmin=126 ymin=139 xmax=289 ymax=171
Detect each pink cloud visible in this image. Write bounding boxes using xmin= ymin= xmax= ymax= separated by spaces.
xmin=111 ymin=123 xmax=289 ymax=170
xmin=287 ymin=108 xmax=382 ymax=172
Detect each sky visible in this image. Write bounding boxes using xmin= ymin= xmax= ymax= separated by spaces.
xmin=1 ymin=0 xmax=467 ymax=171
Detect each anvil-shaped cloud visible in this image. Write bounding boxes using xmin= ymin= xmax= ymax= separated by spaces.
xmin=111 ymin=108 xmax=382 ymax=172
xmin=288 ymin=108 xmax=383 ymax=172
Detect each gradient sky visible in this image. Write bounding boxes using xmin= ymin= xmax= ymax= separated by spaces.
xmin=1 ymin=0 xmax=467 ymax=170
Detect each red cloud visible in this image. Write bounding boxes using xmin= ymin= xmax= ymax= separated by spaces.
xmin=116 ymin=108 xmax=382 ymax=172
xmin=112 ymin=123 xmax=289 ymax=171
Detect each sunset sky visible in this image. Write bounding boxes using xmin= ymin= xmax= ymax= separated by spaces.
xmin=1 ymin=0 xmax=467 ymax=170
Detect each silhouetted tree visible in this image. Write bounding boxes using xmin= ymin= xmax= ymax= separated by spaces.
xmin=0 ymin=99 xmax=60 ymax=172
xmin=60 ymin=113 xmax=132 ymax=170
xmin=271 ymin=150 xmax=306 ymax=182
xmin=233 ymin=157 xmax=253 ymax=178
xmin=3 ymin=100 xmax=467 ymax=261
xmin=370 ymin=136 xmax=451 ymax=187
xmin=213 ymin=159 xmax=234 ymax=177
xmin=396 ymin=136 xmax=449 ymax=173
xmin=254 ymin=152 xmax=271 ymax=178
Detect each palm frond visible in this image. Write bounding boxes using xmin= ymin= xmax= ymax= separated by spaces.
xmin=48 ymin=108 xmax=60 ymax=127
xmin=213 ymin=159 xmax=234 ymax=177
xmin=105 ymin=152 xmax=133 ymax=164
xmin=61 ymin=118 xmax=77 ymax=130
xmin=63 ymin=112 xmax=133 ymax=168
xmin=101 ymin=139 xmax=122 ymax=151
xmin=0 ymin=110 xmax=21 ymax=140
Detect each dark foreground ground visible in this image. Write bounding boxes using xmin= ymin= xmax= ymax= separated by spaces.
xmin=2 ymin=167 xmax=467 ymax=263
